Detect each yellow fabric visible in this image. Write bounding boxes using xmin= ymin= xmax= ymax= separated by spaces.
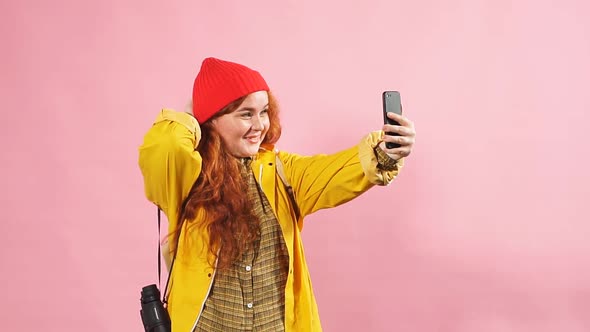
xmin=138 ymin=109 xmax=403 ymax=332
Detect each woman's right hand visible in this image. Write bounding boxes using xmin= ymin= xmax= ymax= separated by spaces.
xmin=184 ymin=100 xmax=194 ymax=116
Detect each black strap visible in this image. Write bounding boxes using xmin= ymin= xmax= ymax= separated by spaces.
xmin=157 ymin=208 xmax=163 ymax=292
xmin=285 ymin=186 xmax=300 ymax=221
xmin=275 ymin=154 xmax=301 ymax=220
xmin=158 ymin=208 xmax=177 ymax=306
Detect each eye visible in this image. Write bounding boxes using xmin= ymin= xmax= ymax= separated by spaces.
xmin=240 ymin=111 xmax=253 ymax=118
xmin=261 ymin=109 xmax=269 ymax=115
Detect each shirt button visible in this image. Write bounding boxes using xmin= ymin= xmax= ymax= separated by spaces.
xmin=245 ymin=265 xmax=252 ymax=272
xmin=247 ymin=303 xmax=253 ymax=309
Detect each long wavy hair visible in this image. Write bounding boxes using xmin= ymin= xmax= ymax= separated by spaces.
xmin=176 ymin=91 xmax=281 ymax=270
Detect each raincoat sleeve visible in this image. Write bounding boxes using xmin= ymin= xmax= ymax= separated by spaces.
xmin=277 ymin=131 xmax=404 ymax=217
xmin=138 ymin=109 xmax=202 ymax=236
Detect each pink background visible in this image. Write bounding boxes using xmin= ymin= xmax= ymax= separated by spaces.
xmin=2 ymin=0 xmax=589 ymax=331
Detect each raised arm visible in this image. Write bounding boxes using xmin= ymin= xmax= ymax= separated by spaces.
xmin=138 ymin=109 xmax=202 ymax=234
xmin=278 ymin=131 xmax=404 ymax=218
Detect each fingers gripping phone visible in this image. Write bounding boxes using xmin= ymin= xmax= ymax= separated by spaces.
xmin=382 ymin=91 xmax=403 ymax=149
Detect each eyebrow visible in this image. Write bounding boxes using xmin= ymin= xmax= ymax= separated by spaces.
xmin=236 ymin=104 xmax=270 ymax=112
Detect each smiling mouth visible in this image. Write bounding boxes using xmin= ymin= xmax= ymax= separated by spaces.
xmin=244 ymin=136 xmax=261 ymax=143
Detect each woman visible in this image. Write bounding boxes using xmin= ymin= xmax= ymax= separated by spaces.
xmin=138 ymin=57 xmax=416 ymax=331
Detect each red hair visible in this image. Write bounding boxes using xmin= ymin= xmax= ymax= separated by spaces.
xmin=177 ymin=91 xmax=281 ymax=269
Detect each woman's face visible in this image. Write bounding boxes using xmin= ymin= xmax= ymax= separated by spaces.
xmin=212 ymin=91 xmax=270 ymax=158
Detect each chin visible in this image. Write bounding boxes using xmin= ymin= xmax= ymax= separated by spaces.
xmin=251 ymin=146 xmax=263 ymax=155
xmin=248 ymin=148 xmax=260 ymax=156
xmin=235 ymin=147 xmax=259 ymax=158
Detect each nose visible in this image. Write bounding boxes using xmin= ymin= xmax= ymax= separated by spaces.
xmin=251 ymin=115 xmax=264 ymax=131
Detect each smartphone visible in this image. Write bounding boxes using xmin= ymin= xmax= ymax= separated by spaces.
xmin=382 ymin=91 xmax=403 ymax=149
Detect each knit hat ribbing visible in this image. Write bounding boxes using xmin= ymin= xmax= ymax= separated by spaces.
xmin=192 ymin=57 xmax=269 ymax=123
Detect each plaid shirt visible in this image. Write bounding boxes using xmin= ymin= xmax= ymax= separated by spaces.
xmin=195 ymin=158 xmax=289 ymax=332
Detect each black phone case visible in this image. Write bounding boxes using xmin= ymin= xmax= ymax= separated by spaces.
xmin=382 ymin=91 xmax=402 ymax=149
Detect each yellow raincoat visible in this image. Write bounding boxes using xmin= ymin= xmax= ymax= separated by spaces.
xmin=138 ymin=109 xmax=403 ymax=331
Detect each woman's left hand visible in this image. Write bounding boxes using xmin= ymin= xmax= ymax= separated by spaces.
xmin=378 ymin=111 xmax=416 ymax=161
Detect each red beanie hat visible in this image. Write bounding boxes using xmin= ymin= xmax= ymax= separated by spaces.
xmin=192 ymin=57 xmax=270 ymax=123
